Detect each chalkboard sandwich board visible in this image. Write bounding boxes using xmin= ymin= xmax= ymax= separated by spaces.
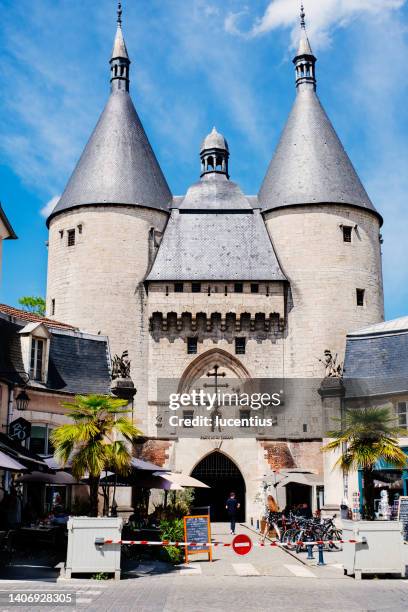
xmin=183 ymin=514 xmax=212 ymax=563
xmin=397 ymin=496 xmax=408 ymax=542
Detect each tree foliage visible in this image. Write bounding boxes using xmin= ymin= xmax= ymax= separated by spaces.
xmin=18 ymin=296 xmax=46 ymax=316
xmin=51 ymin=394 xmax=142 ymax=516
xmin=322 ymin=406 xmax=407 ymax=519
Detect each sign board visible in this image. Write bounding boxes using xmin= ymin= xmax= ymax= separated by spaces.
xmin=183 ymin=514 xmax=212 ymax=563
xmin=397 ymin=496 xmax=408 ymax=542
xmin=9 ymin=417 xmax=31 ymax=442
xmin=232 ymin=533 xmax=252 ymax=556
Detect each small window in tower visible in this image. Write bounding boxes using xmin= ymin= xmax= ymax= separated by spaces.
xmin=234 ymin=282 xmax=243 ymax=293
xmin=51 ymin=299 xmax=55 ymax=316
xmin=187 ymin=337 xmax=198 ymax=354
xmin=208 ymin=286 xmax=211 ymax=296
xmin=224 ymin=285 xmax=228 ymax=296
xmin=207 ymin=156 xmax=214 ymax=170
xmin=165 ymin=286 xmax=169 ymax=296
xmin=303 ymin=424 xmax=308 ymax=433
xmin=356 ymin=289 xmax=365 ymax=306
xmin=67 ymin=229 xmax=75 ymax=247
xmin=174 ymin=282 xmax=184 ymax=293
xmin=251 ymin=283 xmax=259 ymax=293
xmin=343 ymin=226 xmax=352 ymax=242
xmin=77 ymin=224 xmax=83 ymax=234
xmin=235 ymin=337 xmax=246 ymax=355
xmin=192 ymin=282 xmax=201 ymax=293
xmin=216 ymin=156 xmax=223 ymax=170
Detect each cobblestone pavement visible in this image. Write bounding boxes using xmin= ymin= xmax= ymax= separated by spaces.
xmin=0 ymin=523 xmax=407 ymax=611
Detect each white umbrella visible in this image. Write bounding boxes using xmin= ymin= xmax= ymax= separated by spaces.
xmin=135 ymin=475 xmax=183 ymax=491
xmin=152 ymin=471 xmax=210 ymax=488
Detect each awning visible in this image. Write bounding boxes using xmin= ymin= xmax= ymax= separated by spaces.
xmin=0 ymin=433 xmax=49 ymax=470
xmin=153 ymin=471 xmax=210 ymax=488
xmin=280 ymin=471 xmax=323 ymax=487
xmin=16 ymin=471 xmax=79 ymax=485
xmin=0 ymin=449 xmax=27 ymax=471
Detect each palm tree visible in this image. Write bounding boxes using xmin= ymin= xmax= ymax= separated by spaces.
xmin=51 ymin=394 xmax=142 ymax=516
xmin=322 ymin=406 xmax=407 ymax=520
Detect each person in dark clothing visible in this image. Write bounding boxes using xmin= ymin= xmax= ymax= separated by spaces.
xmin=225 ymin=492 xmax=240 ymax=535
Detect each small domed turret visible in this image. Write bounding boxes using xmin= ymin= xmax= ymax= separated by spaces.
xmin=200 ymin=127 xmax=229 ymax=178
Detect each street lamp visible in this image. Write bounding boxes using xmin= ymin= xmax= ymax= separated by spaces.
xmin=15 ymin=389 xmax=30 ymax=411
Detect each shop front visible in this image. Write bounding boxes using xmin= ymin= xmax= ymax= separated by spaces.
xmin=358 ymin=448 xmax=408 ymax=517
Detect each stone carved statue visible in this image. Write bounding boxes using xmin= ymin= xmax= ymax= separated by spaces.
xmin=111 ymin=350 xmax=131 ymax=380
xmin=318 ymin=349 xmax=343 ymax=379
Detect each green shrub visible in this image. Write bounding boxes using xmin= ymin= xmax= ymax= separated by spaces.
xmin=159 ymin=518 xmax=184 ymax=564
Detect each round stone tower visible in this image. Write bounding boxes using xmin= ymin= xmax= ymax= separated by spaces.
xmin=46 ymin=4 xmax=171 ymax=413
xmin=259 ymin=8 xmax=384 ymax=377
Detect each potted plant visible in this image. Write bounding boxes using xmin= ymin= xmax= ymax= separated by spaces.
xmin=322 ymin=406 xmax=407 ymax=578
xmin=51 ymin=394 xmax=142 ymax=578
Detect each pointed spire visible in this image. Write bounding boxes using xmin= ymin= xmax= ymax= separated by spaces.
xmin=110 ymin=1 xmax=130 ymax=92
xmin=293 ymin=4 xmax=316 ymax=91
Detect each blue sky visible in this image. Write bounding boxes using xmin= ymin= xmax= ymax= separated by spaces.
xmin=0 ymin=0 xmax=407 ymax=319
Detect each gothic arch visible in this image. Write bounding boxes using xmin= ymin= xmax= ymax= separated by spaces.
xmin=177 ymin=348 xmax=251 ymax=394
xmin=190 ymin=450 xmax=246 ymax=521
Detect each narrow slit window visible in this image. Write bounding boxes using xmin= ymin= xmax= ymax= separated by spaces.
xmin=235 ymin=337 xmax=246 ymax=355
xmin=67 ymin=229 xmax=75 ymax=247
xmin=51 ymin=299 xmax=55 ymax=316
xmin=183 ymin=410 xmax=194 ymax=428
xmin=187 ymin=337 xmax=198 ymax=354
xmin=356 ymin=288 xmax=365 ymax=306
xmin=343 ymin=226 xmax=352 ymax=242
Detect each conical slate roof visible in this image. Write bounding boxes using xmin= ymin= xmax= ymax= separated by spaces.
xmin=258 ymin=88 xmax=379 ymax=219
xmin=48 ymin=89 xmax=172 ymax=224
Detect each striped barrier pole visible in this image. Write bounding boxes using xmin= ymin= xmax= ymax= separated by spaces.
xmin=95 ymin=537 xmax=364 ymax=548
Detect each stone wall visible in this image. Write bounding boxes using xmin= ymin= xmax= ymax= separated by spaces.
xmin=46 ymin=205 xmax=168 ymax=423
xmin=264 ymin=204 xmax=384 ymax=378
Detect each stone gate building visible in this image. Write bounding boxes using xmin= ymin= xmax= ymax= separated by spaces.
xmin=45 ymin=8 xmax=384 ymax=520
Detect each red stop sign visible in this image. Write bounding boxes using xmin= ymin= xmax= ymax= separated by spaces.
xmin=232 ymin=534 xmax=252 ymax=556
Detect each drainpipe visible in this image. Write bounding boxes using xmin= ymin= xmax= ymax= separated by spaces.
xmin=6 ymin=383 xmax=14 ymax=434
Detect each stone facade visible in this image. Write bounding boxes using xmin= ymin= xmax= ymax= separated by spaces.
xmin=43 ymin=14 xmax=387 ymax=520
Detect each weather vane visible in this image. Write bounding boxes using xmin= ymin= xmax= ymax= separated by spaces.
xmin=117 ymin=1 xmax=122 ymax=27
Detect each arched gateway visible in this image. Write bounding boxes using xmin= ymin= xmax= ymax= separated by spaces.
xmin=191 ymin=451 xmax=246 ymax=522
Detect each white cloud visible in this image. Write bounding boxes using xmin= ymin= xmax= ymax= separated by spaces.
xmin=238 ymin=0 xmax=405 ymax=49
xmin=40 ymin=195 xmax=60 ymax=218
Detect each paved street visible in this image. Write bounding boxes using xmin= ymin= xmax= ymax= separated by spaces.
xmin=0 ymin=523 xmax=408 ymax=611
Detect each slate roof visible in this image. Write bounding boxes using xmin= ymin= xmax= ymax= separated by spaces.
xmin=0 ymin=307 xmax=111 ymax=395
xmin=343 ymin=316 xmax=408 ymax=398
xmin=47 ymin=89 xmax=172 ymax=224
xmin=146 ymin=174 xmax=286 ymax=282
xmin=258 ymin=89 xmax=380 ymax=221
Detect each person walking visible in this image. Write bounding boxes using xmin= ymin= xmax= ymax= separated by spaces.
xmin=260 ymin=494 xmax=279 ymax=543
xmin=225 ymin=491 xmax=240 ymax=535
